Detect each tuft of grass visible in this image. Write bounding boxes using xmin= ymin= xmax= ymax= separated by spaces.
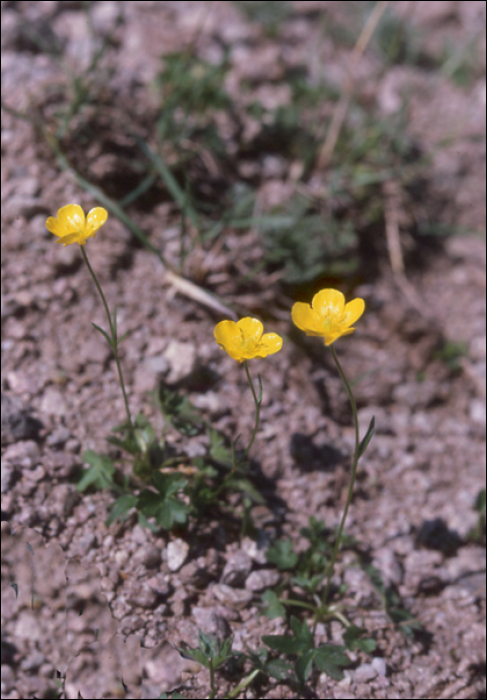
xmin=233 ymin=0 xmax=293 ymax=36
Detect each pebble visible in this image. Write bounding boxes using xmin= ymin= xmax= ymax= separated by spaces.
xmin=241 ymin=535 xmax=268 ymax=565
xmin=192 ymin=606 xmax=231 ymax=637
xmin=469 ymin=398 xmax=486 ymax=425
xmin=212 ymin=583 xmax=253 ymax=606
xmin=221 ymin=550 xmax=252 ymax=587
xmin=1 ymin=461 xmax=17 ymax=493
xmin=2 ymin=440 xmax=40 ymax=469
xmin=354 ymin=662 xmax=378 ymax=682
xmin=115 ymin=549 xmax=129 ymax=568
xmin=39 ymin=386 xmax=68 ymax=417
xmin=1 ymin=393 xmax=42 ymax=445
xmin=46 ymin=426 xmax=72 ymax=447
xmin=127 ymin=585 xmax=159 ymax=610
xmin=167 ymin=538 xmax=189 ymax=572
xmin=142 ymin=545 xmax=162 ymax=569
xmin=372 ymin=656 xmax=388 ymax=677
xmin=133 ymin=355 xmax=169 ymax=394
xmin=245 ymin=569 xmax=281 ymax=592
xmin=162 ymin=340 xmax=196 ymax=384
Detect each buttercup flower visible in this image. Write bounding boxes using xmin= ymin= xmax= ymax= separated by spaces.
xmin=214 ymin=317 xmax=283 ymax=362
xmin=46 ymin=204 xmax=108 ymax=246
xmin=292 ymin=288 xmax=365 ymax=346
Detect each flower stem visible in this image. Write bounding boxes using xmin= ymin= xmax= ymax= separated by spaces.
xmin=80 ymin=246 xmax=134 ymax=434
xmin=319 ymin=344 xmax=361 ymax=614
xmin=243 ymin=361 xmax=263 ymax=458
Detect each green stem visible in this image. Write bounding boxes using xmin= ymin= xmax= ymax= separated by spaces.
xmin=243 ymin=361 xmax=262 ymax=458
xmin=319 ymin=344 xmax=361 ymax=616
xmin=80 ymin=246 xmax=134 ymax=434
xmin=208 ymin=658 xmax=215 ymax=699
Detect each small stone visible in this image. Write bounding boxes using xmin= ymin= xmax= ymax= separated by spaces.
xmin=146 ymin=574 xmax=171 ymax=597
xmin=245 ymin=569 xmax=281 ymax=592
xmin=221 ymin=550 xmax=252 ymax=587
xmin=39 ymin=386 xmax=67 ymax=417
xmin=167 ymin=538 xmax=189 ymax=572
xmin=23 ymin=465 xmax=45 ymax=482
xmin=241 ymin=535 xmax=268 ymax=565
xmin=115 ymin=550 xmax=129 ymax=568
xmin=2 ymin=440 xmax=40 ymax=469
xmin=1 ymin=461 xmax=17 ymax=494
xmin=470 ymin=398 xmax=486 ymax=425
xmin=163 ymin=340 xmax=196 ymax=384
xmin=212 ymin=584 xmax=253 ymax=607
xmin=143 ymin=545 xmax=162 ymax=569
xmin=133 ymin=355 xmax=169 ymax=394
xmin=127 ymin=585 xmax=159 ymax=609
xmin=354 ymin=662 xmax=378 ymax=682
xmin=46 ymin=426 xmax=71 ymax=447
xmin=1 ymin=393 xmax=42 ymax=445
xmin=371 ymin=657 xmax=388 ymax=677
xmin=20 ymin=650 xmax=45 ymax=672
xmin=192 ymin=606 xmax=231 ymax=637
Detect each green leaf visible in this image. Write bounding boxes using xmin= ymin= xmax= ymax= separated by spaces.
xmin=259 ymin=658 xmax=293 ymax=682
xmin=156 ymin=385 xmax=203 ymax=436
xmin=137 ymin=510 xmax=160 ymax=533
xmin=177 ymin=633 xmax=236 ymax=672
xmin=77 ymin=450 xmax=116 ymax=492
xmin=137 ymin=473 xmax=189 ymax=530
xmin=198 ymin=629 xmax=219 ymax=658
xmin=177 ymin=644 xmax=210 ymax=669
xmin=475 ymin=488 xmax=486 ymax=514
xmin=266 ymin=539 xmax=298 ymax=570
xmin=244 ymin=646 xmax=294 ymax=682
xmin=295 ymin=649 xmax=314 ymax=684
xmin=358 ymin=416 xmax=375 ymax=458
xmin=261 ymin=619 xmax=314 ymax=657
xmin=290 ymin=616 xmax=314 ymax=647
xmin=152 ymin=471 xmax=188 ymax=497
xmin=313 ymin=644 xmax=351 ymax=681
xmin=105 ymin=494 xmax=138 ymax=526
xmin=91 ymin=322 xmax=112 ymax=346
xmin=116 ymin=330 xmax=130 ymax=345
xmin=207 ymin=427 xmax=233 ymax=467
xmin=290 ymin=573 xmax=323 ymax=595
xmin=343 ymin=625 xmax=377 ymax=653
xmin=261 ymin=634 xmax=304 ymax=655
xmin=227 ymin=477 xmax=265 ymax=504
xmin=261 ymin=590 xmax=286 ymax=619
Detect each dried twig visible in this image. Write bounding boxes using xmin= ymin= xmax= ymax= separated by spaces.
xmin=317 ymin=0 xmax=390 ymax=170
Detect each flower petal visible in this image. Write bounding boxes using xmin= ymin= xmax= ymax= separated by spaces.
xmin=312 ymin=288 xmax=345 ymax=317
xmin=292 ymin=288 xmax=365 ymax=345
xmin=342 ymin=298 xmax=365 ymax=327
xmin=86 ymin=207 xmax=108 ymax=236
xmin=55 ymin=232 xmax=84 ymax=246
xmin=214 ymin=320 xmax=244 ymax=361
xmin=214 ymin=318 xmax=282 ymax=362
xmin=45 ymin=216 xmax=62 ymax=237
xmin=291 ymin=302 xmax=323 ymax=335
xmin=57 ymin=204 xmax=86 ymax=236
xmin=237 ymin=317 xmax=263 ymax=342
xmin=258 ymin=332 xmax=283 ymax=357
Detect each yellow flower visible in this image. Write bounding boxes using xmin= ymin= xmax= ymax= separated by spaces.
xmin=292 ymin=288 xmax=365 ymax=346
xmin=214 ymin=317 xmax=283 ymax=362
xmin=46 ymin=204 xmax=108 ymax=246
